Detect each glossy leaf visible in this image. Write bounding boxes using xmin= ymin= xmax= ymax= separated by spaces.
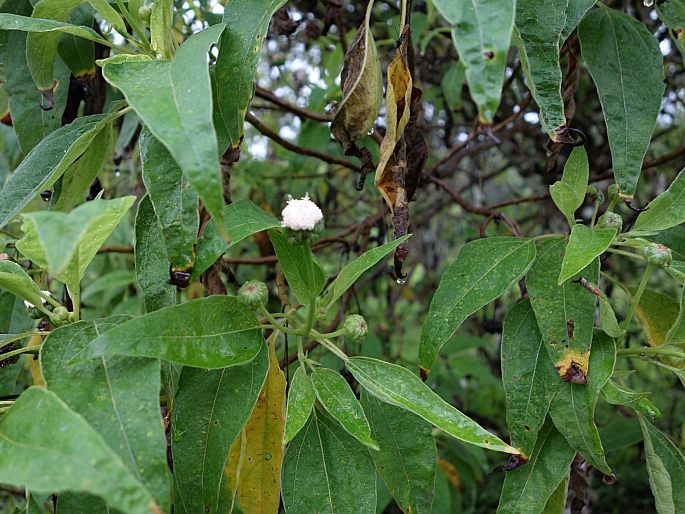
xmin=419 ymin=237 xmax=536 ymax=374
xmin=282 ymin=412 xmax=377 ymax=514
xmin=215 ymin=0 xmax=286 ymax=151
xmin=16 ymin=196 xmax=135 ymax=288
xmin=497 ymin=420 xmax=575 ymax=514
xmin=224 ymin=341 xmax=285 ymax=514
xmin=579 ymin=7 xmax=665 ymax=199
xmin=269 ymin=229 xmax=326 ymax=305
xmin=101 ymin=24 xmax=226 ymax=229
xmin=311 ymin=367 xmax=378 ymax=450
xmin=346 ymin=356 xmax=519 ymax=455
xmin=548 ymin=331 xmax=616 ymax=476
xmin=602 ymin=379 xmax=660 ymax=420
xmin=321 ymin=234 xmax=411 ymax=310
xmin=558 ymin=225 xmax=616 ymax=284
xmin=192 ymin=200 xmax=280 ymax=281
xmin=501 ymin=300 xmax=561 ymax=457
xmin=549 ymin=147 xmax=589 ymax=226
xmin=134 ymin=195 xmax=176 ymax=313
xmin=329 ymin=0 xmax=382 ymax=157
xmin=433 ymin=0 xmax=515 ymax=123
xmin=527 ymin=237 xmax=598 ymax=383
xmin=0 ymin=260 xmax=47 ymax=310
xmin=0 ymin=113 xmax=113 ymax=228
xmin=172 ymin=343 xmax=268 ymax=514
xmin=75 ymin=296 xmax=263 ymax=368
xmin=360 ymin=392 xmax=436 ymax=514
xmin=635 ymin=168 xmax=685 ymax=233
xmin=140 ymin=127 xmax=198 ymax=273
xmin=40 ymin=317 xmax=171 ymax=510
xmin=283 ymin=366 xmax=315 ymax=444
xmin=639 ymin=414 xmax=685 ymax=514
xmin=0 ymin=387 xmax=157 ymax=514
xmin=515 ymin=0 xmax=591 ymax=139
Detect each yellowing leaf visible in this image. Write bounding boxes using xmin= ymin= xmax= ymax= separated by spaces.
xmin=225 ymin=341 xmax=286 ymax=514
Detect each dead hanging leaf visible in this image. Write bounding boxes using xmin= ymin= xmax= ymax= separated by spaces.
xmin=374 ymin=27 xmax=413 ymax=211
xmin=223 ymin=341 xmax=286 ymax=514
xmin=330 ymin=0 xmax=382 ymax=181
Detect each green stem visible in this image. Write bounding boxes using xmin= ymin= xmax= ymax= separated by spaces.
xmin=113 ymin=0 xmax=153 ymax=53
xmin=296 ymin=336 xmax=306 ymax=367
xmin=315 ymin=328 xmax=346 ymax=339
xmin=69 ymin=281 xmax=80 ymax=322
xmin=299 ymin=302 xmax=316 ymax=336
xmin=590 ymin=199 xmax=600 ymax=227
xmin=259 ymin=306 xmax=301 ymax=335
xmin=618 ymin=346 xmax=685 ymax=360
xmin=621 ymin=262 xmax=655 ymax=331
xmin=0 ymin=332 xmax=49 ymax=351
xmin=605 ymin=248 xmax=643 ymax=261
xmin=0 ymin=345 xmax=41 ymax=362
xmin=39 ymin=291 xmax=61 ymax=309
xmin=399 ymin=0 xmax=408 ymax=28
xmin=310 ymin=330 xmax=349 ymax=361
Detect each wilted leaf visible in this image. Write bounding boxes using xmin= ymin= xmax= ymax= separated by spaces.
xmin=433 ymin=0 xmax=515 ymax=123
xmin=579 ymin=7 xmax=665 ymax=199
xmin=527 ymin=237 xmax=598 ymax=383
xmin=549 ymin=331 xmax=616 ymax=477
xmin=361 ymin=392 xmax=436 ymax=514
xmin=346 ymin=356 xmax=519 ymax=455
xmin=173 ymin=344 xmax=269 ymax=514
xmin=501 ymin=300 xmax=561 ymax=457
xmin=282 ymin=412 xmax=377 ymax=514
xmin=420 ymin=237 xmax=536 ymax=375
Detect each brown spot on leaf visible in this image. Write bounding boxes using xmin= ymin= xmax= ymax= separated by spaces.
xmin=419 ymin=366 xmax=429 ymax=382
xmin=561 ymin=361 xmax=587 ymax=384
xmin=566 ymin=319 xmax=575 ymax=340
xmin=483 ymin=50 xmax=495 ymax=60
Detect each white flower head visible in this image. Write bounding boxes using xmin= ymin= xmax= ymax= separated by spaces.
xmin=281 ymin=193 xmax=324 ymax=231
xmin=24 ymin=291 xmax=50 ymax=309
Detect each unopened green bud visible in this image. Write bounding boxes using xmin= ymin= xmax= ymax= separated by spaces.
xmin=642 ymin=243 xmax=672 ymax=269
xmin=586 ymin=185 xmax=604 ymax=204
xmin=237 ymin=280 xmax=268 ymax=308
xmin=344 ymin=314 xmax=368 ymax=342
xmin=597 ymin=211 xmax=623 ymax=232
xmin=50 ymin=306 xmax=71 ymax=326
xmin=607 ymin=184 xmax=621 ymax=204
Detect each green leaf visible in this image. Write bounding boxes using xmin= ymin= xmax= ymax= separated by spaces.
xmin=558 ymin=225 xmax=616 ymax=284
xmin=321 ymin=234 xmax=412 ymax=310
xmin=0 ymin=260 xmax=47 ymax=310
xmin=635 ymin=289 xmax=682 ymax=347
xmin=0 ymin=387 xmax=158 ymax=514
xmin=16 ymin=196 xmax=136 ymax=288
xmin=602 ymin=379 xmax=660 ymax=420
xmin=282 ymin=412 xmax=377 ymax=514
xmin=134 ymin=196 xmax=176 ymax=313
xmin=579 ymin=7 xmax=665 ymax=199
xmin=0 ymin=113 xmax=113 ymax=228
xmin=549 ymin=147 xmax=590 ymax=225
xmin=497 ymin=420 xmax=575 ymax=514
xmin=658 ymin=0 xmax=685 ymax=59
xmin=501 ymin=300 xmax=561 ymax=457
xmin=0 ymin=12 xmax=108 ymax=46
xmin=514 ymin=0 xmax=593 ymax=140
xmin=542 ymin=475 xmax=569 ymax=514
xmin=214 ymin=0 xmax=285 ymax=151
xmin=172 ymin=343 xmax=268 ymax=514
xmin=599 ymin=294 xmax=624 ymax=338
xmin=191 ymin=199 xmax=280 ymax=281
xmin=548 ymin=331 xmax=616 ymax=477
xmin=527 ymin=237 xmax=598 ymax=382
xmin=51 ymin=123 xmax=111 ymax=211
xmin=75 ymin=296 xmax=263 ymax=368
xmin=283 ymin=366 xmax=315 ymax=444
xmin=101 ymin=24 xmax=227 ymax=229
xmin=40 ymin=317 xmax=171 ymax=511
xmin=419 ymin=237 xmax=536 ymax=374
xmin=433 ymin=0 xmax=515 ymax=123
xmin=311 ymin=367 xmax=378 ymax=450
xmin=360 ymin=392 xmax=436 ymax=514
xmin=269 ymin=229 xmax=326 ymax=305
xmin=639 ymin=414 xmax=685 ymax=514
xmin=57 ymin=5 xmax=95 ymax=80
xmin=140 ymin=127 xmax=198 ymax=273
xmin=0 ymin=291 xmax=34 ymax=396
xmin=441 ymin=61 xmax=465 ymax=111
xmin=346 ymin=356 xmax=519 ymax=455
xmin=635 ymin=168 xmax=685 ymax=233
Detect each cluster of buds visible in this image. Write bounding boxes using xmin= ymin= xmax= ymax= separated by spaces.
xmin=281 ymin=193 xmax=324 ymax=245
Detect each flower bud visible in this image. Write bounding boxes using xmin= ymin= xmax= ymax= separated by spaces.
xmin=607 ymin=184 xmax=622 ymax=204
xmin=642 ymin=243 xmax=672 ymax=269
xmin=586 ymin=185 xmax=604 ymax=204
xmin=344 ymin=314 xmax=368 ymax=342
xmin=597 ymin=211 xmax=623 ymax=232
xmin=237 ymin=280 xmax=269 ymax=308
xmin=50 ymin=306 xmax=71 ymax=326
